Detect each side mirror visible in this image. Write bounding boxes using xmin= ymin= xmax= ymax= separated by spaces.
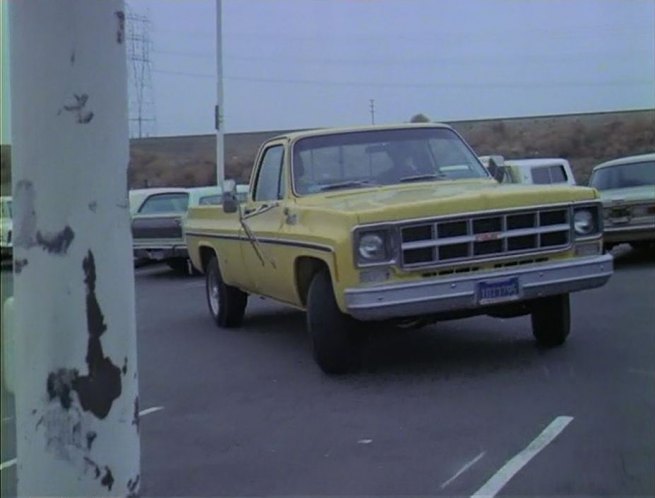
xmin=221 ymin=179 xmax=238 ymax=214
xmin=487 ymin=155 xmax=506 ymax=183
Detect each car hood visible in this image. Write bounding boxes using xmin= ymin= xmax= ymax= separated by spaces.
xmin=597 ymin=185 xmax=655 ymax=204
xmin=296 ymin=179 xmax=598 ymax=224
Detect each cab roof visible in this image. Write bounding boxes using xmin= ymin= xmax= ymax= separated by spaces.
xmin=267 ymin=122 xmax=455 ymax=142
xmin=592 ymin=152 xmax=655 ymax=171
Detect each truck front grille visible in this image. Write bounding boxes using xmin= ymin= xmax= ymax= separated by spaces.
xmin=400 ymin=207 xmax=571 ymax=268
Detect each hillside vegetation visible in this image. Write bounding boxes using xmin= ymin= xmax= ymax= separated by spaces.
xmin=1 ymin=110 xmax=653 ymax=194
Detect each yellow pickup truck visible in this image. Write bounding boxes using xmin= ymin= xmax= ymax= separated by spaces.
xmin=185 ymin=124 xmax=613 ymax=374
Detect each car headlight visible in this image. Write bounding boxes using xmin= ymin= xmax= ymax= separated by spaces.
xmin=355 ymin=229 xmax=394 ymax=265
xmin=573 ymin=208 xmax=597 ymax=236
xmin=359 ymin=233 xmax=386 ymax=260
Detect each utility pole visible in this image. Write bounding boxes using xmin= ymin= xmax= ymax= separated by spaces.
xmin=369 ymin=98 xmax=376 ymax=125
xmin=9 ymin=1 xmax=140 ymax=496
xmin=216 ymin=0 xmax=225 ymax=190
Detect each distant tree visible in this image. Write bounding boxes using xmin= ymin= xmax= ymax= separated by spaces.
xmin=409 ymin=113 xmax=431 ymax=123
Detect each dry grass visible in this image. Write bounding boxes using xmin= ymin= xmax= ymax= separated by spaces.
xmin=1 ymin=110 xmax=653 ymax=194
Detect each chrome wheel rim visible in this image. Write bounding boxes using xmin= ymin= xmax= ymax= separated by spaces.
xmin=208 ymin=268 xmax=220 ymax=316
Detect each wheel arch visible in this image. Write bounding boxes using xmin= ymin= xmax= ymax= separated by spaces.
xmin=198 ymin=244 xmax=217 ymax=273
xmin=295 ymin=256 xmax=332 ymax=307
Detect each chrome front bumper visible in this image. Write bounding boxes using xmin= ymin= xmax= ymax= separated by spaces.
xmin=604 ymin=224 xmax=655 ymax=243
xmin=345 ymin=254 xmax=613 ymax=321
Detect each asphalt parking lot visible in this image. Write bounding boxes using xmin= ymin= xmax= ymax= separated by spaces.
xmin=1 ymin=245 xmax=654 ymax=496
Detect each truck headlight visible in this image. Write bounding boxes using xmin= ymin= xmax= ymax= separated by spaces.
xmin=359 ymin=233 xmax=386 ymax=260
xmin=355 ymin=229 xmax=394 ymax=265
xmin=573 ymin=205 xmax=601 ymax=238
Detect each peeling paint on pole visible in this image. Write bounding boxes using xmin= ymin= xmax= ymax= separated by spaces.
xmin=9 ymin=1 xmax=140 ymax=496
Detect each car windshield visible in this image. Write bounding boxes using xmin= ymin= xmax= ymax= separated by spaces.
xmin=292 ymin=127 xmax=488 ymax=195
xmin=589 ymin=161 xmax=655 ymax=190
xmin=137 ymin=192 xmax=189 ymax=214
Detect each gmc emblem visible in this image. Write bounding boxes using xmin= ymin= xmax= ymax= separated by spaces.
xmin=476 ymin=232 xmax=501 ymax=242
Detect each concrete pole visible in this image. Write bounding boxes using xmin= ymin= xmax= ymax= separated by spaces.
xmin=9 ymin=1 xmax=140 ymax=496
xmin=216 ymin=0 xmax=225 ymax=189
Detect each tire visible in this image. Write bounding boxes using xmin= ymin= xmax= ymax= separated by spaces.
xmin=531 ymin=293 xmax=570 ymax=347
xmin=205 ymin=256 xmax=247 ymax=328
xmin=306 ymin=270 xmax=363 ymax=374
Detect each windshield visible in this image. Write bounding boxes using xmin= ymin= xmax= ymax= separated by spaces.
xmin=589 ymin=161 xmax=655 ymax=190
xmin=292 ymin=127 xmax=487 ymax=195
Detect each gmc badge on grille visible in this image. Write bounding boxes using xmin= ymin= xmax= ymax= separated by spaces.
xmin=476 ymin=232 xmax=501 ymax=242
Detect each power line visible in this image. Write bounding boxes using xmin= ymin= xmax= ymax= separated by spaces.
xmin=151 ymin=70 xmax=653 ymax=90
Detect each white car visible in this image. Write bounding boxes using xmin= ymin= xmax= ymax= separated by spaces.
xmin=589 ymin=152 xmax=655 ymax=251
xmin=479 ymin=157 xmax=576 ymax=185
xmin=130 ymin=185 xmax=249 ymax=271
xmin=1 ymin=196 xmax=12 ymax=259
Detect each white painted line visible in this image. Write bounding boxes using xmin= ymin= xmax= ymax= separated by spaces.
xmin=441 ymin=451 xmax=486 ymax=489
xmin=357 ymin=439 xmax=373 ymax=445
xmin=0 ymin=459 xmax=17 ymax=471
xmin=0 ymin=408 xmax=164 ymax=472
xmin=138 ymin=406 xmax=164 ymax=417
xmin=471 ymin=416 xmax=574 ymax=498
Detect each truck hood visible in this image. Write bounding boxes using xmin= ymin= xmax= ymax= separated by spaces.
xmin=597 ymin=185 xmax=655 ymax=204
xmin=296 ymin=179 xmax=598 ymax=224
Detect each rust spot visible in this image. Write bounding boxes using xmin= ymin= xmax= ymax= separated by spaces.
xmin=14 ymin=258 xmax=28 ymax=274
xmin=59 ymin=94 xmax=94 ymax=125
xmin=115 ymin=11 xmax=125 ymax=44
xmin=47 ymin=368 xmax=80 ymax=410
xmin=132 ymin=396 xmax=139 ymax=431
xmin=101 ymin=466 xmax=114 ymax=491
xmin=86 ymin=431 xmax=97 ymax=450
xmin=36 ymin=226 xmax=75 ymax=254
xmin=72 ymin=251 xmax=122 ymax=419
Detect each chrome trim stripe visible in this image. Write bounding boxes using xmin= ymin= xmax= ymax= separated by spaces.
xmin=185 ymin=231 xmax=334 ymax=253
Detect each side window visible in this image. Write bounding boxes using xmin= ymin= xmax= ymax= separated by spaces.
xmin=531 ymin=167 xmax=552 ymax=184
xmin=549 ymin=165 xmax=567 ymax=183
xmin=254 ymin=145 xmax=285 ymax=202
xmin=138 ymin=193 xmax=189 ymax=214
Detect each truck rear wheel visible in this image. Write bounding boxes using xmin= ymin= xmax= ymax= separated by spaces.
xmin=531 ymin=293 xmax=570 ymax=347
xmin=307 ymin=270 xmax=363 ymax=374
xmin=206 ymin=256 xmax=247 ymax=328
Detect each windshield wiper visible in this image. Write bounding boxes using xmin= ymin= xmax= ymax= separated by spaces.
xmin=399 ymin=173 xmax=446 ymax=183
xmin=319 ymin=180 xmax=376 ymax=192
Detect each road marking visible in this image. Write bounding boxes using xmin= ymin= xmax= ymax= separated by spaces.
xmin=139 ymin=406 xmax=164 ymax=417
xmin=357 ymin=439 xmax=373 ymax=445
xmin=471 ymin=416 xmax=574 ymax=498
xmin=0 ymin=459 xmax=17 ymax=471
xmin=441 ymin=451 xmax=486 ymax=489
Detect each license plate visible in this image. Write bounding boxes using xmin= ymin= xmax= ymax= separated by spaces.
xmin=477 ymin=277 xmax=520 ymax=305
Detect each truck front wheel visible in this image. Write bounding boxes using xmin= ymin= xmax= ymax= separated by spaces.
xmin=307 ymin=270 xmax=363 ymax=374
xmin=206 ymin=256 xmax=247 ymax=328
xmin=531 ymin=293 xmax=570 ymax=347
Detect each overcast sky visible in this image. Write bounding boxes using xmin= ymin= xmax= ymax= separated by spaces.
xmin=3 ymin=0 xmax=654 ymax=141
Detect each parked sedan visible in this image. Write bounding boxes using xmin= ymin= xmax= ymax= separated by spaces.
xmin=130 ymin=185 xmax=249 ymax=272
xmin=589 ymin=153 xmax=655 ymax=251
